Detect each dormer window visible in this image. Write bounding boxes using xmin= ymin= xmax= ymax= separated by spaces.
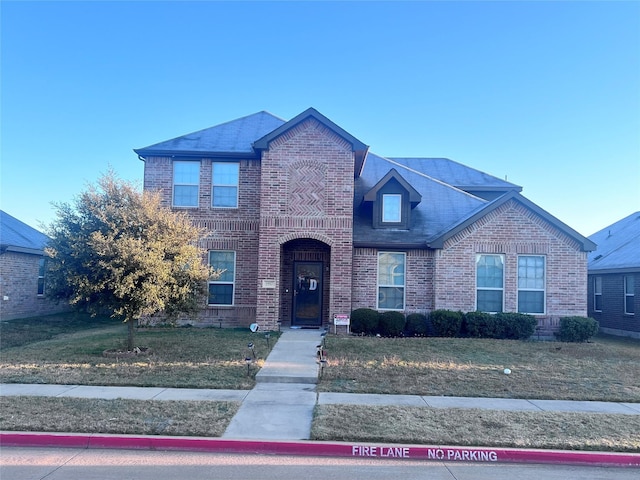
xmin=363 ymin=168 xmax=421 ymax=230
xmin=382 ymin=194 xmax=402 ymax=223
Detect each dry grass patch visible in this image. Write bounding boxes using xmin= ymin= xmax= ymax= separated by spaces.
xmin=312 ymin=405 xmax=640 ymax=453
xmin=0 ymin=322 xmax=278 ymax=389
xmin=318 ymin=335 xmax=640 ymax=402
xmin=0 ymin=396 xmax=238 ymax=437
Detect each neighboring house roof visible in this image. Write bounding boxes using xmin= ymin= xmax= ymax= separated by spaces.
xmin=0 ymin=210 xmax=49 ymax=255
xmin=134 ymin=111 xmax=286 ymax=158
xmin=588 ymin=211 xmax=640 ymax=273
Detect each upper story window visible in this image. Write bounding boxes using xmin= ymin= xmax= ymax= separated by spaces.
xmin=624 ymin=275 xmax=635 ymax=315
xmin=517 ymin=255 xmax=545 ymax=314
xmin=476 ymin=254 xmax=504 ymax=313
xmin=593 ymin=276 xmax=602 ymax=312
xmin=212 ymin=162 xmax=239 ymax=208
xmin=173 ymin=161 xmax=199 ymax=207
xmin=377 ymin=252 xmax=406 ymax=310
xmin=382 ymin=194 xmax=402 ymax=223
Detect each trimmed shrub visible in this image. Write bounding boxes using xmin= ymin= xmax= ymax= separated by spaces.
xmin=405 ymin=313 xmax=428 ymax=336
xmin=378 ymin=311 xmax=406 ymax=337
xmin=464 ymin=311 xmax=496 ymax=338
xmin=494 ymin=312 xmax=537 ymax=340
xmin=350 ymin=308 xmax=380 ymax=335
xmin=556 ymin=316 xmax=599 ymax=343
xmin=430 ymin=309 xmax=463 ymax=337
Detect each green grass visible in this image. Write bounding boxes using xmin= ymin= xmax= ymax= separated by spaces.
xmin=317 ymin=335 xmax=640 ymax=402
xmin=0 ymin=314 xmax=280 ymax=389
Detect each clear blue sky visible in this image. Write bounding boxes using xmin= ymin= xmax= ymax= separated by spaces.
xmin=2 ymin=1 xmax=639 ymax=237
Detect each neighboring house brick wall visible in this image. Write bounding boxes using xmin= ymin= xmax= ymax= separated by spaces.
xmin=0 ymin=251 xmax=68 ymax=320
xmin=588 ymin=272 xmax=640 ymax=337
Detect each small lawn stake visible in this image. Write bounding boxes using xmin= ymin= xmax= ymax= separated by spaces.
xmin=245 ymin=356 xmax=253 ymax=376
xmin=265 ymin=332 xmax=271 ymax=349
xmin=248 ymin=342 xmax=256 ymax=359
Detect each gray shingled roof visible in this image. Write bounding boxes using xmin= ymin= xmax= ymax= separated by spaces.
xmin=134 ymin=111 xmax=286 ymax=157
xmin=354 ymin=154 xmax=487 ymax=246
xmin=0 ymin=210 xmax=49 ymax=255
xmin=588 ymin=212 xmax=640 ymax=273
xmin=389 ymin=157 xmax=521 ymax=192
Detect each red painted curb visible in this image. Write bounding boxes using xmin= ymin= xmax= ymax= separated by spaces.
xmin=1 ymin=432 xmax=639 ymax=467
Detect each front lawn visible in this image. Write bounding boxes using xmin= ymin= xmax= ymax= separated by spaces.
xmin=317 ymin=335 xmax=640 ymax=402
xmin=0 ymin=314 xmax=279 ymax=389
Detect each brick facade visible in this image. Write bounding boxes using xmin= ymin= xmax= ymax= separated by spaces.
xmin=138 ymin=108 xmax=592 ymax=335
xmin=0 ymin=251 xmax=69 ymax=320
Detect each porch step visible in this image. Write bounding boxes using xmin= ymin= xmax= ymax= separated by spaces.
xmin=255 ymin=329 xmax=323 ymax=385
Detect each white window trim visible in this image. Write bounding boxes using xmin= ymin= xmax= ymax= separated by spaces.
xmin=208 ymin=250 xmax=236 ymax=306
xmin=475 ymin=254 xmax=504 ymax=313
xmin=624 ymin=275 xmax=635 ymax=315
xmin=382 ymin=194 xmax=402 ymax=223
xmin=172 ymin=161 xmax=200 ymax=208
xmin=376 ymin=251 xmax=406 ymax=311
xmin=593 ymin=276 xmax=602 ymax=312
xmin=212 ymin=162 xmax=239 ymax=209
xmin=516 ymin=255 xmax=546 ymax=315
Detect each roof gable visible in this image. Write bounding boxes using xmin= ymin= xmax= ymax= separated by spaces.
xmin=363 ymin=168 xmax=422 ymax=206
xmin=427 ymin=191 xmax=597 ymax=252
xmin=134 ymin=111 xmax=286 ymax=158
xmin=0 ymin=210 xmax=49 ymax=255
xmin=253 ymin=108 xmax=369 ymax=175
xmin=588 ymin=211 xmax=640 ymax=272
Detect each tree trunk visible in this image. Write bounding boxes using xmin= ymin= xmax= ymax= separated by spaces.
xmin=127 ymin=319 xmax=135 ymax=351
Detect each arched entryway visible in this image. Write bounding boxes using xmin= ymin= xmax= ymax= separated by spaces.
xmin=280 ymin=239 xmax=331 ymax=328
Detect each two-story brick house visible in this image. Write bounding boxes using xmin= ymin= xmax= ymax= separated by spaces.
xmin=135 ymin=108 xmax=595 ymax=334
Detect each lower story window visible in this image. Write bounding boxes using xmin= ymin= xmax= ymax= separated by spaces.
xmin=377 ymin=252 xmax=405 ymax=310
xmin=593 ymin=276 xmax=602 ymax=312
xmin=476 ymin=254 xmax=504 ymax=313
xmin=624 ymin=275 xmax=635 ymax=315
xmin=517 ymin=255 xmax=546 ymax=314
xmin=37 ymin=258 xmax=45 ymax=296
xmin=208 ymin=251 xmax=235 ymax=306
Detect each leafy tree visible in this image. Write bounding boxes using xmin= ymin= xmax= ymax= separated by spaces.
xmin=45 ymin=171 xmax=213 ymax=350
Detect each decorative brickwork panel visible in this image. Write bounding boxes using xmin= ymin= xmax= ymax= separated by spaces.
xmin=288 ymin=162 xmax=327 ymax=216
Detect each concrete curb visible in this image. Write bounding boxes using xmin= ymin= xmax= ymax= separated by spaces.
xmin=2 ymin=432 xmax=638 ymax=468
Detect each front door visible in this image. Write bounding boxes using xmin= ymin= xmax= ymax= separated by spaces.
xmin=293 ymin=262 xmax=323 ymax=327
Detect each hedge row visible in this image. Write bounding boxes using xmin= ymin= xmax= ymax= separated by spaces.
xmin=349 ymin=308 xmax=598 ymax=342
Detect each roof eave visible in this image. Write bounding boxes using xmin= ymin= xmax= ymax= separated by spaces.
xmin=134 ymin=149 xmax=259 ymax=160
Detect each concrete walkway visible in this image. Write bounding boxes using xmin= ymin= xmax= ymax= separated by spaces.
xmin=1 ymin=328 xmax=639 ymax=441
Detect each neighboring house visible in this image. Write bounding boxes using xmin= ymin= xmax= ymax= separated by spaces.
xmin=0 ymin=211 xmax=68 ymax=320
xmin=587 ymin=212 xmax=640 ymax=338
xmin=135 ymin=108 xmax=596 ymax=335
